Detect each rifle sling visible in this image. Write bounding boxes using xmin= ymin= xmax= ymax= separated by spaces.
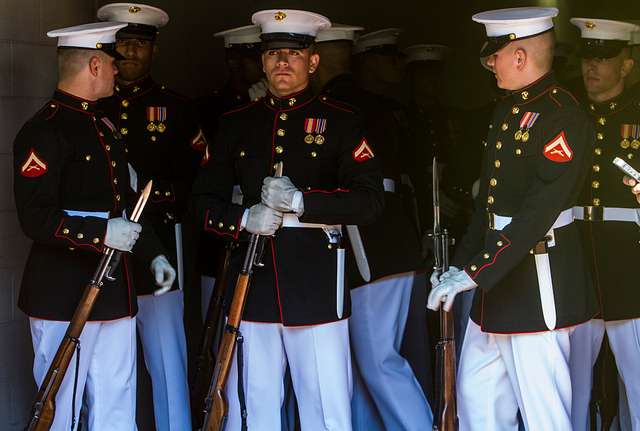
xmin=236 ymin=332 xmax=248 ymax=431
xmin=70 ymin=337 xmax=81 ymax=431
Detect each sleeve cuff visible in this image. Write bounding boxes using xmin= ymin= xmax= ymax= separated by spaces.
xmin=291 ymin=191 xmax=304 ymax=216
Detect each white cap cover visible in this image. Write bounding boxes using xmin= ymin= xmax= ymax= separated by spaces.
xmin=352 ymin=28 xmax=401 ymax=55
xmin=47 ymin=22 xmax=127 ymax=50
xmin=315 ymin=24 xmax=364 ymax=43
xmin=214 ymin=25 xmax=262 ymax=48
xmin=403 ymin=44 xmax=448 ymax=63
xmin=97 ymin=3 xmax=169 ymax=28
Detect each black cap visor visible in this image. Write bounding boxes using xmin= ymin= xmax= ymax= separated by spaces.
xmin=261 ymin=33 xmax=315 ymax=50
xmin=479 ymin=28 xmax=554 ymax=57
xmin=116 ymin=24 xmax=157 ymax=42
xmin=577 ymin=39 xmax=627 ymax=59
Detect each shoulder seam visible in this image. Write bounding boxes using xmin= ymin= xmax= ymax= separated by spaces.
xmin=222 ymin=100 xmax=260 ymax=116
xmin=319 ymin=97 xmax=355 ymax=113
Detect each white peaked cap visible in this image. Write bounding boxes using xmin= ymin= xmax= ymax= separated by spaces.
xmin=316 ymin=24 xmax=365 ymax=43
xmin=352 ymin=28 xmax=401 ymax=55
xmin=97 ymin=3 xmax=169 ymax=28
xmin=214 ymin=25 xmax=261 ymax=48
xmin=570 ymin=18 xmax=639 ymax=42
xmin=47 ymin=22 xmax=127 ymax=49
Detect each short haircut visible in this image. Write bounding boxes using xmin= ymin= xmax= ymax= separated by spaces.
xmin=57 ymin=48 xmax=97 ymax=81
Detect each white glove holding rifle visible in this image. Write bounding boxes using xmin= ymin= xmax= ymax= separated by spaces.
xmin=104 ymin=217 xmax=141 ymax=252
xmin=428 ymin=269 xmax=477 ymax=312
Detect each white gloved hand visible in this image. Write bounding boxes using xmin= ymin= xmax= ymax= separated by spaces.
xmin=104 ymin=217 xmax=142 ymax=252
xmin=245 ymin=203 xmax=283 ymax=235
xmin=247 ymin=78 xmax=268 ymax=101
xmin=150 ymin=255 xmax=176 ymax=296
xmin=429 ymin=266 xmax=460 ymax=287
xmin=427 ymin=268 xmax=477 ymax=312
xmin=261 ymin=176 xmax=302 ymax=213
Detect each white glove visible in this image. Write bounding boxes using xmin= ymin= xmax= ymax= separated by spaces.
xmin=261 ymin=176 xmax=303 ymax=214
xmin=104 ymin=217 xmax=142 ymax=252
xmin=245 ymin=203 xmax=283 ymax=235
xmin=247 ymin=78 xmax=268 ymax=101
xmin=429 ymin=266 xmax=460 ymax=287
xmin=427 ymin=268 xmax=477 ymax=312
xmin=150 ymin=255 xmax=176 ymax=296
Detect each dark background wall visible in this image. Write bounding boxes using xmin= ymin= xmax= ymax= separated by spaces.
xmin=1 ymin=0 xmax=639 ymax=429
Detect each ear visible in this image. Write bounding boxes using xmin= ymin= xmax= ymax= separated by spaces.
xmin=308 ymin=52 xmax=320 ymax=74
xmin=514 ymin=47 xmax=527 ymax=71
xmin=621 ymin=57 xmax=635 ymax=79
xmin=89 ymin=55 xmax=101 ymax=77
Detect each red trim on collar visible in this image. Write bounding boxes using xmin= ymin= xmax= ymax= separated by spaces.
xmin=222 ymin=99 xmax=260 ymax=117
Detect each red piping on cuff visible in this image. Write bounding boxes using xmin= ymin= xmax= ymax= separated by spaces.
xmin=54 ymin=218 xmax=103 ymax=253
xmin=203 ymin=209 xmax=241 ymax=240
xmin=303 ymin=188 xmax=350 ymax=195
xmin=468 ymin=233 xmax=512 ymax=280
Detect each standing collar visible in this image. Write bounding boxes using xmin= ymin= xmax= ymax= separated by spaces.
xmin=263 ymin=86 xmax=315 ymax=110
xmin=587 ymin=88 xmax=634 ymax=115
xmin=53 ymin=89 xmax=98 ymax=114
xmin=115 ymin=75 xmax=155 ymax=98
xmin=505 ymin=72 xmax=556 ymax=103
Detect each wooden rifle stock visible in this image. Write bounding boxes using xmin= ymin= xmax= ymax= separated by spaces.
xmin=431 ymin=158 xmax=458 ymax=430
xmin=25 ymin=182 xmax=152 ymax=431
xmin=202 ymin=234 xmax=261 ymax=431
xmin=191 ymin=245 xmax=233 ymax=428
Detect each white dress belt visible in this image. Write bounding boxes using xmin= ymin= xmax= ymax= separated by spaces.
xmin=572 ymin=206 xmax=640 ymax=223
xmin=383 ymin=178 xmax=396 ymax=193
xmin=489 ymin=208 xmax=574 ymax=232
xmin=281 ymin=214 xmax=341 ymax=230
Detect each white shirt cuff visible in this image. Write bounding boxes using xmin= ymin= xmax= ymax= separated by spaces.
xmin=291 ymin=191 xmax=304 ymax=216
xmin=240 ymin=209 xmax=249 ymax=230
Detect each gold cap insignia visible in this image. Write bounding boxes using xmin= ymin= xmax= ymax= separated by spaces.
xmin=274 ymin=11 xmax=287 ymax=21
xmin=81 ymin=102 xmax=89 ymax=110
xmin=129 ymin=6 xmax=142 ymax=14
xmin=96 ymin=43 xmax=102 ymax=49
xmin=585 ymin=21 xmax=595 ymax=29
xmin=508 ymin=33 xmax=516 ymax=40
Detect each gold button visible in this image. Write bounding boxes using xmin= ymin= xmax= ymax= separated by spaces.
xmin=512 ymin=106 xmax=520 ymax=114
xmin=218 ymin=222 xmax=224 ymax=228
xmin=62 ymin=228 xmax=70 ymax=234
xmin=497 ymin=241 xmax=503 ymax=247
xmin=229 ymin=225 xmax=235 ymax=231
xmin=529 ymin=249 xmax=534 ymax=255
xmin=515 ymin=149 xmax=522 ymax=156
xmin=50 ymin=103 xmax=56 ymax=108
xmin=592 ymin=181 xmax=600 ymax=189
xmin=76 ymin=233 xmax=84 ymax=239
xmin=105 ymin=145 xmax=110 ymax=151
xmin=628 ymin=153 xmax=634 ymax=160
xmin=125 ymin=148 xmax=128 ymax=153
xmin=483 ymin=253 xmax=490 ymax=259
xmin=280 ymin=113 xmax=288 ymax=120
xmin=277 ymin=129 xmax=285 ymax=137
xmin=490 ymin=178 xmax=497 ymax=187
xmin=596 ymin=132 xmax=604 ymax=140
xmin=85 ymin=154 xmax=91 ymax=161
xmin=288 ymin=98 xmax=296 ymax=106
xmin=521 ymin=91 xmax=529 ymax=100
xmin=113 ymin=178 xmax=118 ymax=184
xmin=593 ymin=164 xmax=600 ymax=172
xmin=154 ymin=190 xmax=160 ymax=195
xmin=116 ymin=194 xmax=121 ymax=201
xmin=590 ymin=104 xmax=595 ymax=111
xmin=594 ymin=148 xmax=602 ymax=156
xmin=133 ymin=86 xmax=140 ymax=93
xmin=494 ymin=160 xmax=501 ymax=168
xmin=151 ymin=136 xmax=157 ymax=142
xmin=240 ymin=151 xmax=246 ymax=157
xmin=489 ymin=124 xmax=493 ymax=129
xmin=593 ymin=198 xmax=601 ymax=206
xmin=482 ymin=140 xmax=487 ymax=148
xmin=496 ymin=141 xmax=502 ymax=150
xmin=121 ymin=100 xmax=129 ymax=107
xmin=81 ymin=102 xmax=89 ymax=110
xmin=92 ymin=238 xmax=100 ymax=244
xmin=311 ymin=151 xmax=317 ymax=158
xmin=470 ymin=265 xmax=478 ymax=271
xmin=68 ymin=247 xmax=75 ymax=251
xmin=208 ymin=220 xmax=213 ymax=225
xmin=501 ymin=123 xmax=509 ymax=131
xmin=487 ymin=195 xmax=494 ymax=205
xmin=327 ymin=244 xmax=333 ymax=250
xmin=120 ymin=127 xmax=128 ymax=135
xmin=552 ymin=88 xmax=558 ymax=94
xmin=111 ymin=161 xmax=117 ymax=167
xmin=165 ymin=191 xmax=171 ymax=197
xmin=275 ymin=146 xmax=284 ymax=154
xmin=598 ymin=117 xmax=606 ymax=126
xmin=121 ymin=113 xmax=128 ymax=120
xmin=609 ymin=102 xmax=617 ymax=110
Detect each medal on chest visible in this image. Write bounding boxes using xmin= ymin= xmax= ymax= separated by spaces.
xmin=620 ymin=124 xmax=640 ymax=150
xmin=514 ymin=111 xmax=540 ymax=142
xmin=146 ymin=106 xmax=167 ymax=135
xmin=304 ymin=118 xmax=327 ymax=145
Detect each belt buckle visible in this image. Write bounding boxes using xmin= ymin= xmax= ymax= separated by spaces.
xmin=584 ymin=206 xmax=603 ymax=222
xmin=487 ymin=212 xmax=495 ymax=230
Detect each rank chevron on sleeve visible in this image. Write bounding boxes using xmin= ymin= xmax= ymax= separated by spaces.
xmin=543 ymin=131 xmax=573 ymax=163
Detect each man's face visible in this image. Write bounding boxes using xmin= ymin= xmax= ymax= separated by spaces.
xmin=96 ymin=53 xmax=119 ymax=98
xmin=485 ymin=44 xmax=519 ymax=90
xmin=581 ymin=53 xmax=629 ymax=99
xmin=262 ymin=48 xmax=319 ymax=96
xmin=115 ymin=38 xmax=154 ymax=82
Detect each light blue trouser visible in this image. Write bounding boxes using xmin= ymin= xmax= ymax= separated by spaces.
xmin=350 ymin=273 xmax=433 ymax=431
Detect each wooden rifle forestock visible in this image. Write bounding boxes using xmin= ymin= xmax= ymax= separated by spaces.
xmin=191 ymin=247 xmax=232 ymax=428
xmin=433 ymin=229 xmax=458 ymax=431
xmin=202 ymin=235 xmax=260 ymax=431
